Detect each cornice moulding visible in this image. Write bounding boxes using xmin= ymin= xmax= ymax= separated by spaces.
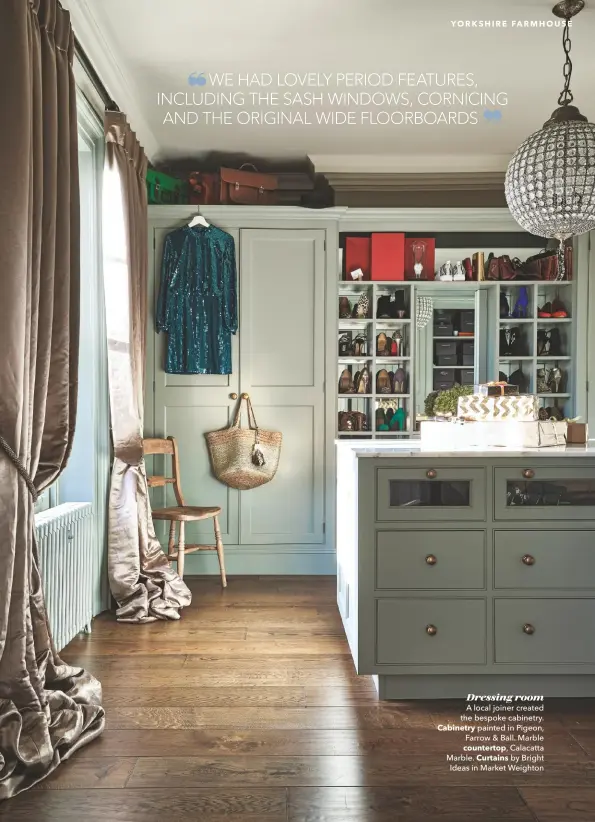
xmin=322 ymin=172 xmax=506 ymax=192
xmin=309 ymin=154 xmax=511 ymax=174
xmin=148 ymin=205 xmax=521 ymax=232
xmin=63 ymin=0 xmax=159 ymax=160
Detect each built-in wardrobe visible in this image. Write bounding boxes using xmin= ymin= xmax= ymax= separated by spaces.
xmin=146 ymin=206 xmax=340 ymax=574
xmin=145 ymin=206 xmax=594 ymax=576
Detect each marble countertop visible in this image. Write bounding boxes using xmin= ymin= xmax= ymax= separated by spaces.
xmin=335 ymin=440 xmax=595 ymax=458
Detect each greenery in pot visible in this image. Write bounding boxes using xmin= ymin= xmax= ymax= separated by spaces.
xmin=426 ymin=383 xmax=473 ymax=417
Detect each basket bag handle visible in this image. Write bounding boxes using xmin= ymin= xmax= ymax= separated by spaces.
xmin=232 ymin=396 xmax=266 ymax=466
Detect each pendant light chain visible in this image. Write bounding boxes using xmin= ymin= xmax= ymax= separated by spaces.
xmin=558 ymin=17 xmax=574 ymax=106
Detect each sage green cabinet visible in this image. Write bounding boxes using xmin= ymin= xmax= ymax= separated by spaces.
xmin=147 ymin=214 xmax=330 ymax=572
xmin=345 ymin=452 xmax=595 ymax=697
xmin=494 ymin=598 xmax=595 ymax=664
xmin=494 ymin=530 xmax=595 ymax=590
xmin=376 ymin=598 xmax=486 ymax=665
xmin=238 ymin=229 xmax=326 ymax=546
xmin=376 ymin=529 xmax=486 ymax=590
xmin=376 ymin=466 xmax=486 ymax=522
xmin=494 ymin=465 xmax=595 ymax=521
xmin=152 ymin=227 xmax=241 ymax=547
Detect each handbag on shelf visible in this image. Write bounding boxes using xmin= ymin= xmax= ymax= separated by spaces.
xmin=188 ymin=171 xmax=220 ymax=205
xmin=219 ymin=164 xmax=278 ymax=205
xmin=486 ymin=254 xmax=524 ymax=281
xmin=205 ymin=396 xmax=282 ymax=490
xmin=521 ymin=246 xmax=573 ymax=281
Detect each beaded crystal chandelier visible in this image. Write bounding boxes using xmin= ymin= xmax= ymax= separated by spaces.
xmin=505 ymin=0 xmax=595 ymax=264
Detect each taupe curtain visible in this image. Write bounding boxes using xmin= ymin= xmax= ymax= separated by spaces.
xmin=0 ymin=0 xmax=104 ymax=799
xmin=103 ymin=112 xmax=191 ymax=622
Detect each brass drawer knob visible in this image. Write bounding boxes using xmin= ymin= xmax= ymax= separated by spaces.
xmin=425 ymin=554 xmax=438 ymax=566
xmin=523 ymin=623 xmax=535 ymax=635
xmin=522 ymin=469 xmax=535 ymax=479
xmin=426 ymin=469 xmax=438 ymax=479
xmin=522 ymin=554 xmax=536 ymax=566
xmin=426 ymin=624 xmax=438 ymax=636
xmin=230 ymin=393 xmax=238 ymax=400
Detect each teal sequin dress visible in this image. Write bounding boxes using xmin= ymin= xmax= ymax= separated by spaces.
xmin=157 ymin=225 xmax=238 ymax=374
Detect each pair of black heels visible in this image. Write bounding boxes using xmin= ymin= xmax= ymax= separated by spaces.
xmin=377 ymin=290 xmax=407 ymax=319
xmin=537 ymin=328 xmax=562 ymax=357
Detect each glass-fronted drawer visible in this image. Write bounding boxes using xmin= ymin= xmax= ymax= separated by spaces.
xmin=494 ymin=530 xmax=595 ymax=590
xmin=376 ymin=530 xmax=486 ymax=590
xmin=494 ymin=598 xmax=595 ymax=664
xmin=376 ymin=467 xmax=486 ymax=522
xmin=376 ymin=598 xmax=486 ymax=665
xmin=494 ymin=466 xmax=595 ymax=521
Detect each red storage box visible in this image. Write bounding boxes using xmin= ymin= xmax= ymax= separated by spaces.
xmin=404 ymin=237 xmax=435 ymax=280
xmin=344 ymin=236 xmax=371 ymax=281
xmin=371 ymin=233 xmax=405 ymax=281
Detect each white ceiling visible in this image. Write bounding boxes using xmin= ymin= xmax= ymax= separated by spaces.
xmin=69 ymin=0 xmax=595 ymax=170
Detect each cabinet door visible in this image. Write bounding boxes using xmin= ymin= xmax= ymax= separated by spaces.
xmin=494 ymin=465 xmax=595 ymax=521
xmin=151 ymin=226 xmax=240 ymax=546
xmin=239 ymin=229 xmax=326 ymax=545
xmin=376 ymin=467 xmax=486 ymax=522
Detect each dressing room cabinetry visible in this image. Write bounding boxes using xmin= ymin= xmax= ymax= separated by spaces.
xmin=146 ymin=206 xmax=592 ymax=577
xmin=146 ymin=207 xmax=337 ymax=574
xmin=338 ymin=443 xmax=595 ymax=698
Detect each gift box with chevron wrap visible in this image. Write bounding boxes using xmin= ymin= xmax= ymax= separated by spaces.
xmin=457 ymin=393 xmax=539 ymax=422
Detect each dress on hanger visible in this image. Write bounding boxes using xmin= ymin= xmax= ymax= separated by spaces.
xmin=157 ymin=224 xmax=238 ymax=374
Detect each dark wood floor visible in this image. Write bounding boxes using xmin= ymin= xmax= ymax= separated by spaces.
xmin=3 ymin=576 xmax=595 ymax=821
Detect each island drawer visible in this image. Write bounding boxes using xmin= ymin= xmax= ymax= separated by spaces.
xmin=494 ymin=530 xmax=595 ymax=590
xmin=376 ymin=598 xmax=486 ymax=665
xmin=376 ymin=467 xmax=486 ymax=522
xmin=494 ymin=598 xmax=595 ymax=664
xmin=376 ymin=530 xmax=486 ymax=589
xmin=494 ymin=466 xmax=595 ymax=521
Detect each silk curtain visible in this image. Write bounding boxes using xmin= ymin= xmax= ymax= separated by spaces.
xmin=103 ymin=112 xmax=191 ymax=621
xmin=0 ymin=0 xmax=105 ymax=799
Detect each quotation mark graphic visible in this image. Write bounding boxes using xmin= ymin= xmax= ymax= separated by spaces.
xmin=188 ymin=72 xmax=207 ymax=86
xmin=483 ymin=109 xmax=502 ymax=122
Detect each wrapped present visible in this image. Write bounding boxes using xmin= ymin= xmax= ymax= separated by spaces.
xmin=458 ymin=393 xmax=539 ymax=422
xmin=475 ymin=381 xmax=519 ymax=397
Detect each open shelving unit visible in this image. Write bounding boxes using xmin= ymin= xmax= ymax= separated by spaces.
xmin=495 ymin=280 xmax=576 ymax=418
xmin=337 ymin=281 xmax=416 ymax=438
xmin=334 ymin=216 xmax=585 ymax=439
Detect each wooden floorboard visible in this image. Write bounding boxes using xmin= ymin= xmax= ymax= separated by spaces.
xmin=2 ymin=575 xmax=595 ymax=821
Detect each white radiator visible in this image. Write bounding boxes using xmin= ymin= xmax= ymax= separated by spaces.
xmin=35 ymin=502 xmax=94 ymax=652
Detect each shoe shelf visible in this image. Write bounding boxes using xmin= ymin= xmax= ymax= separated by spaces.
xmin=337 ymin=281 xmax=415 ymax=438
xmin=494 ymin=279 xmax=576 ymax=414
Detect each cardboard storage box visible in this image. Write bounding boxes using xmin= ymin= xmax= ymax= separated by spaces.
xmin=460 ymin=310 xmax=475 ymax=333
xmin=458 ymin=393 xmax=539 ymax=422
xmin=566 ymin=422 xmax=588 ymax=444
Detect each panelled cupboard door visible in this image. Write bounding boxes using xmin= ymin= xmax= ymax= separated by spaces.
xmin=239 ymin=229 xmax=326 ymax=545
xmin=151 ymin=226 xmax=240 ymax=546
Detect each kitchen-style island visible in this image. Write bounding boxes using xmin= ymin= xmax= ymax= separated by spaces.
xmin=336 ymin=441 xmax=595 ymax=699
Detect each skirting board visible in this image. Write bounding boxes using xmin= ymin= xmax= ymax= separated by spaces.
xmin=178 ymin=548 xmax=336 ymax=576
xmin=377 ymin=674 xmax=595 ymax=700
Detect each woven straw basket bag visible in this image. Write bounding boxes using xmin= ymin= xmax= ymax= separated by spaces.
xmin=205 ymin=396 xmax=282 ymax=490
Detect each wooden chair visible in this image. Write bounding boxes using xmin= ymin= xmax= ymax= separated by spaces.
xmin=143 ymin=436 xmax=226 ymax=586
